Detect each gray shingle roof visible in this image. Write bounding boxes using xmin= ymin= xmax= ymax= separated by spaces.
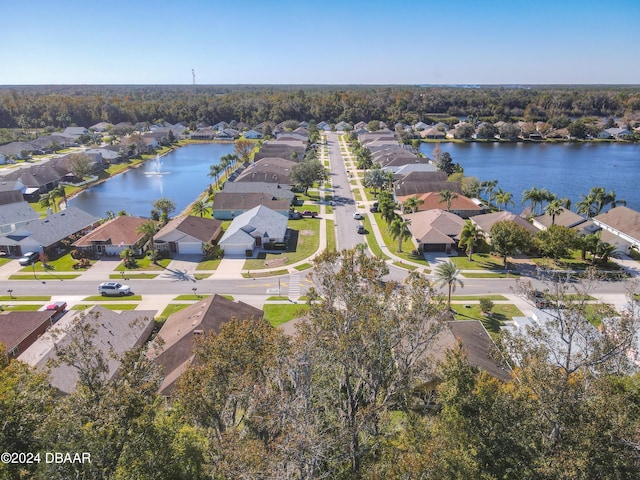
xmin=219 ymin=205 xmax=288 ymax=246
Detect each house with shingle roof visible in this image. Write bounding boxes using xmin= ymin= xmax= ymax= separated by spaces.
xmin=234 ymin=157 xmax=297 ymax=185
xmin=153 ymin=215 xmax=223 ymax=255
xmin=73 ymin=215 xmax=149 ymax=256
xmin=222 ymin=181 xmax=296 ymax=202
xmin=219 ymin=205 xmax=288 ymax=256
xmin=532 ymin=210 xmax=588 ymax=231
xmin=20 ymin=306 xmax=156 ymax=395
xmin=471 ymin=211 xmax=538 ymax=243
xmin=399 ymin=192 xmax=485 ymax=218
xmin=405 ymin=209 xmax=466 ymax=253
xmin=212 ymin=192 xmax=291 ymax=220
xmin=0 ymin=310 xmax=59 ymax=359
xmin=147 ymin=294 xmax=264 ymax=396
xmin=593 ymin=206 xmax=640 ymax=254
xmin=0 ymin=206 xmax=100 ymax=257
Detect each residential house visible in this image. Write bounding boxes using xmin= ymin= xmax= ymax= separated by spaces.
xmin=20 ymin=306 xmax=156 ymax=394
xmin=532 ymin=210 xmax=588 ymax=231
xmin=471 ymin=211 xmax=539 ymax=243
xmin=147 ymin=294 xmax=264 ymax=396
xmin=0 ymin=206 xmax=100 ymax=257
xmin=90 ymin=122 xmax=112 ymax=132
xmin=212 ymin=121 xmax=229 ymax=131
xmin=234 ymin=157 xmax=297 ymax=185
xmin=317 ymin=121 xmax=331 ymax=131
xmin=0 ymin=141 xmax=39 ymax=160
xmin=0 ymin=310 xmax=60 ymax=359
xmin=420 ymin=127 xmax=446 ymax=139
xmin=190 ymin=128 xmax=216 ymax=140
xmin=243 ymin=129 xmax=263 ymax=139
xmin=399 ymin=192 xmax=485 ymax=218
xmin=73 ymin=215 xmax=150 ymax=256
xmin=335 ymin=121 xmax=352 ymax=131
xmin=0 ymin=184 xmax=40 ymax=234
xmin=405 ymin=209 xmax=466 ymax=253
xmin=4 ymin=164 xmax=63 ymax=197
xmin=154 ymin=215 xmax=223 ymax=255
xmin=413 ymin=121 xmax=429 ymax=131
xmin=63 ymin=126 xmax=89 ymax=138
xmin=216 ymin=128 xmax=240 ymax=140
xmin=605 ymin=127 xmax=633 ymax=140
xmin=253 ymin=141 xmax=306 ymax=162
xmin=382 ymin=163 xmax=437 ymax=177
xmin=432 ymin=320 xmax=512 ymax=382
xmin=592 ymin=206 xmax=640 ymax=254
xmin=212 ymin=192 xmax=291 ymax=220
xmin=218 ymin=205 xmax=288 ymax=255
xmin=221 ymin=181 xmax=296 ymax=203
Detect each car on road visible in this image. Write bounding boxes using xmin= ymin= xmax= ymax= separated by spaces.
xmin=301 ymin=210 xmax=318 ymax=218
xmin=98 ymin=282 xmax=131 ymax=297
xmin=18 ymin=251 xmax=40 ymax=266
xmin=353 ymin=212 xmax=363 ymax=220
xmin=357 ymin=223 xmax=366 ymax=234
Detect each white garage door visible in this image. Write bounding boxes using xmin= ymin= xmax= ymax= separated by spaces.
xmin=221 ymin=244 xmax=250 ymax=256
xmin=178 ymin=242 xmax=202 ymax=255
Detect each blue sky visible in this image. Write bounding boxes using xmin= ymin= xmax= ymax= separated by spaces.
xmin=1 ymin=0 xmax=638 ymax=85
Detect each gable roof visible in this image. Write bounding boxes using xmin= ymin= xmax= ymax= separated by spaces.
xmin=394 ymin=181 xmax=462 ymax=198
xmin=0 ymin=201 xmax=40 ymax=227
xmin=234 ymin=157 xmax=297 ymax=184
xmin=0 ymin=310 xmax=56 ymax=356
xmin=533 ymin=209 xmax=588 ymax=229
xmin=73 ymin=216 xmax=149 ymax=248
xmin=148 ymin=294 xmax=263 ymax=395
xmin=222 ymin=181 xmax=295 ymax=201
xmin=0 ymin=206 xmax=100 ymax=248
xmin=219 ymin=205 xmax=288 ymax=245
xmin=398 ymin=192 xmax=483 ymax=213
xmin=20 ymin=306 xmax=156 ymax=394
xmin=154 ymin=215 xmax=222 ymax=243
xmin=471 ymin=211 xmax=538 ymax=235
xmin=405 ymin=209 xmax=466 ymax=243
xmin=212 ymin=192 xmax=291 ymax=212
xmin=593 ymin=206 xmax=640 ymax=243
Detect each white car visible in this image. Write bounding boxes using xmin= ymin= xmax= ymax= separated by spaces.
xmin=98 ymin=282 xmax=131 ymax=297
xmin=353 ymin=212 xmax=363 ymax=220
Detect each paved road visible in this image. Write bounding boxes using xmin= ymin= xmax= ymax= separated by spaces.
xmin=326 ymin=132 xmax=363 ymax=251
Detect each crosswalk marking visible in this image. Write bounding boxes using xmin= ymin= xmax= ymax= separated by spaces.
xmin=288 ymin=272 xmax=301 ymax=302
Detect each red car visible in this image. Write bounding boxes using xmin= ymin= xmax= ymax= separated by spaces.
xmin=45 ymin=301 xmax=67 ymax=317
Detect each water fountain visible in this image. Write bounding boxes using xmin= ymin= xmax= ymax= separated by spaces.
xmin=144 ymin=154 xmax=170 ymax=176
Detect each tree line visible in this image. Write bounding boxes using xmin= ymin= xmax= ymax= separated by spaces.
xmin=1 ymin=85 xmax=639 ymax=133
xmin=1 ymin=249 xmax=639 ymax=479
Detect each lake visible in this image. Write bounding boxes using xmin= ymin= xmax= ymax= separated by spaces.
xmin=69 ymin=143 xmax=235 ymax=217
xmin=419 ymin=142 xmax=640 ymax=212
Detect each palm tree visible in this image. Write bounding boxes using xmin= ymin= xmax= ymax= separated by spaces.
xmin=459 ymin=221 xmax=480 ymax=261
xmin=438 ymin=189 xmax=458 ymax=212
xmin=208 ymin=164 xmax=223 ymax=188
xmin=434 ymin=261 xmax=464 ymax=310
xmin=39 ymin=193 xmax=52 ymax=212
xmin=50 ymin=185 xmax=67 ymax=210
xmin=576 ymin=192 xmax=598 ymax=218
xmin=495 ymin=188 xmax=514 ymax=211
xmin=403 ymin=195 xmax=424 ymax=213
xmin=595 ymin=241 xmax=619 ymax=265
xmin=545 ymin=199 xmax=564 ymax=225
xmin=136 ymin=220 xmax=158 ymax=263
xmin=481 ymin=179 xmax=498 ymax=207
xmin=191 ymin=199 xmax=211 ymax=218
xmin=388 ymin=216 xmax=412 ymax=253
xmin=605 ymin=189 xmax=626 ymax=209
xmin=522 ymin=186 xmax=544 ymax=216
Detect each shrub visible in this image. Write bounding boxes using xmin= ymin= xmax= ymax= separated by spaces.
xmin=479 ymin=297 xmax=494 ymax=315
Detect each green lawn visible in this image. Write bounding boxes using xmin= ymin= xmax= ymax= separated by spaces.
xmin=450 ymin=254 xmax=505 ymax=271
xmin=9 ymin=274 xmax=80 ymax=280
xmin=326 ymin=219 xmax=336 ymax=252
xmin=109 ymin=273 xmax=158 ymax=279
xmin=19 ymin=252 xmax=84 ymax=272
xmin=244 ymin=217 xmax=320 ymax=270
xmin=82 ymin=295 xmax=142 ymax=301
xmin=173 ymin=294 xmax=212 ymax=300
xmin=243 ymin=269 xmax=289 ymax=278
xmin=158 ymin=303 xmax=191 ymax=318
xmin=196 ymin=258 xmax=222 ymax=271
xmin=452 ymin=303 xmax=524 ymax=333
xmin=264 ymin=303 xmax=310 ymax=327
xmin=115 ymin=256 xmax=171 ymax=271
xmin=371 ymin=212 xmax=428 ymax=265
xmin=393 ymin=261 xmax=418 ymax=271
xmin=0 ymin=258 xmax=11 ymax=267
xmin=462 ymin=272 xmax=520 ymax=278
xmin=451 ymin=295 xmax=509 ymax=301
xmin=294 ymin=263 xmax=312 ymax=271
xmin=1 ymin=304 xmax=43 ymax=311
xmin=72 ymin=304 xmax=138 ymax=311
xmin=0 ymin=295 xmax=51 ymax=301
xmin=363 ymin=215 xmax=390 ymax=260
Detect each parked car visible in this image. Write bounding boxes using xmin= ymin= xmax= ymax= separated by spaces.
xmin=18 ymin=251 xmax=40 ymax=266
xmin=357 ymin=223 xmax=366 ymax=234
xmin=98 ymin=282 xmax=131 ymax=297
xmin=529 ymin=290 xmax=551 ymax=309
xmin=45 ymin=301 xmax=67 ymax=318
xmin=301 ymin=210 xmax=318 ymax=218
xmin=289 ymin=211 xmax=301 ymax=219
xmin=353 ymin=212 xmax=363 ymax=220
xmin=370 ymin=202 xmax=379 ymax=213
